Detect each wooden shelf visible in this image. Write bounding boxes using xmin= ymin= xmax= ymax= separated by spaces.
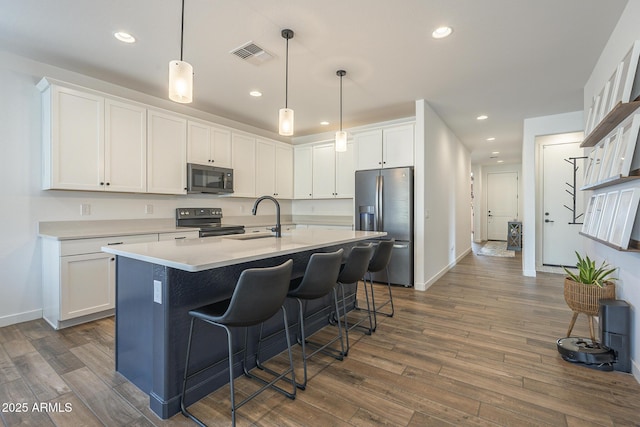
xmin=581 ymin=100 xmax=640 ymax=148
xmin=580 ymin=170 xmax=640 ymax=191
xmin=579 ymin=232 xmax=640 ymax=252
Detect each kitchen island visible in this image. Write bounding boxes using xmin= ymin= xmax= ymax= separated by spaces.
xmin=102 ymin=229 xmax=385 ymax=419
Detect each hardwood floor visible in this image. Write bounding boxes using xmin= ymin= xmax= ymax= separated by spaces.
xmin=2 ymin=248 xmax=639 ymax=426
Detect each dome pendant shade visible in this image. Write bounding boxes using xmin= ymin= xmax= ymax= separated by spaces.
xmin=335 ymin=131 xmax=347 ymax=152
xmin=279 ymin=108 xmax=294 ymax=136
xmin=169 ymin=60 xmax=193 ymax=103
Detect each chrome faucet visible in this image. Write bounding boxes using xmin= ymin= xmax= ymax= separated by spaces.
xmin=252 ymin=195 xmax=281 ymax=237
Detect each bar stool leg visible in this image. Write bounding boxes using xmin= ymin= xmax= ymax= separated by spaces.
xmin=332 ymin=287 xmax=346 ymax=357
xmin=180 ymin=318 xmax=204 ymax=426
xmin=296 ymin=298 xmax=308 ymax=390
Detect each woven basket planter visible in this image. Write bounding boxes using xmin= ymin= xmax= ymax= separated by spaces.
xmin=563 ymin=278 xmax=616 ymax=316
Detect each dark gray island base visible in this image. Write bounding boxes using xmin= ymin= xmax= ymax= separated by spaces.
xmin=115 ymin=242 xmax=361 ymax=419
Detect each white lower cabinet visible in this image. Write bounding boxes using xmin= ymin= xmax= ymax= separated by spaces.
xmin=158 ymin=230 xmax=199 ymax=241
xmin=42 ymin=234 xmax=157 ymax=329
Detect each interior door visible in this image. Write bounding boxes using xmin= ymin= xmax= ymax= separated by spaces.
xmin=542 ymin=142 xmax=585 ymax=266
xmin=487 ymin=172 xmax=518 ymax=240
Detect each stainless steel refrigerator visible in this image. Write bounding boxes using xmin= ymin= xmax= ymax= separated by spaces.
xmin=355 ymin=167 xmax=413 ymax=287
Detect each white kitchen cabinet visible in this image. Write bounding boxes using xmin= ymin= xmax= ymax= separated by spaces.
xmin=39 ymin=81 xmax=104 ymax=191
xmin=255 ymin=139 xmax=293 ymax=198
xmin=104 ymin=99 xmax=147 ymax=192
xmin=311 ymin=141 xmax=354 ymax=199
xmin=294 ymin=146 xmax=313 ymax=199
xmin=42 ymin=233 xmax=157 ymax=329
xmin=147 ymin=109 xmax=187 ymax=195
xmin=187 ymin=120 xmax=232 ymax=168
xmin=231 ymin=133 xmax=256 ymax=197
xmin=354 ymin=123 xmax=414 ymax=170
xmin=38 ymin=79 xmax=148 ymax=193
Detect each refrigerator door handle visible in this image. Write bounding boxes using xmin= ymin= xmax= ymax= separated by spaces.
xmin=393 ymin=243 xmax=409 ymax=249
xmin=374 ymin=175 xmax=380 ymax=231
xmin=378 ymin=174 xmax=384 ymax=231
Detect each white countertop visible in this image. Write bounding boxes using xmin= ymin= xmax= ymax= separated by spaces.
xmin=101 ymin=229 xmax=385 ymax=272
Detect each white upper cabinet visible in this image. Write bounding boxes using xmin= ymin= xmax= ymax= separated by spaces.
xmin=39 ymin=80 xmax=148 ymax=193
xmin=294 ymin=146 xmax=313 ymax=199
xmin=104 ymin=99 xmax=147 ymax=193
xmin=40 ymin=83 xmax=105 ymax=191
xmin=354 ymin=123 xmax=414 ymax=170
xmin=309 ymin=141 xmax=354 ymax=199
xmin=231 ymin=133 xmax=256 ymax=197
xmin=187 ymin=120 xmax=232 ymax=168
xmin=254 ymin=139 xmax=293 ymax=199
xmin=147 ymin=109 xmax=187 ymax=195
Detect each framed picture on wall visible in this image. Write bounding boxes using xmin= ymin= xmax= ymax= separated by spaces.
xmin=588 ymin=95 xmax=602 ymax=133
xmin=610 ymin=113 xmax=640 ymax=178
xmin=598 ymin=134 xmax=618 ymax=182
xmin=608 ymin=187 xmax=640 ymax=249
xmin=586 ymin=143 xmax=604 ymax=187
xmin=581 ymin=195 xmax=597 ymax=234
xmin=596 ymin=191 xmax=619 ymax=241
xmin=588 ymin=193 xmax=606 ymax=236
xmin=596 ymin=81 xmax=611 ymax=125
xmin=585 ymin=105 xmax=595 ymax=136
xmin=606 ymin=62 xmax=624 ymax=113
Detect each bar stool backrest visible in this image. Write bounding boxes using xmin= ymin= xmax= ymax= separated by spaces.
xmin=368 ymin=239 xmax=395 ymax=273
xmin=219 ymin=259 xmax=293 ymax=326
xmin=338 ymin=244 xmax=375 ymax=285
xmin=288 ymin=249 xmax=344 ymax=299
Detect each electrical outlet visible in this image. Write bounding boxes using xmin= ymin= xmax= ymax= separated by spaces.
xmin=80 ymin=204 xmax=91 ymax=216
xmin=153 ymin=280 xmax=162 ymax=304
xmin=145 ymin=204 xmax=154 ymax=214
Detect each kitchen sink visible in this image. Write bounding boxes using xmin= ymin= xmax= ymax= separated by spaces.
xmin=223 ymin=233 xmax=275 ymax=240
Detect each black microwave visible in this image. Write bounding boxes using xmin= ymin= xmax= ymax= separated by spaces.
xmin=187 ymin=163 xmax=234 ymax=194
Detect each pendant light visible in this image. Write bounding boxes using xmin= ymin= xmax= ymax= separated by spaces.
xmin=335 ymin=69 xmax=347 ymax=152
xmin=279 ymin=29 xmax=294 ymax=136
xmin=169 ymin=0 xmax=193 ymax=103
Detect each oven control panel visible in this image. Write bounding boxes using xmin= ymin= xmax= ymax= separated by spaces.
xmin=176 ymin=208 xmax=222 ymax=219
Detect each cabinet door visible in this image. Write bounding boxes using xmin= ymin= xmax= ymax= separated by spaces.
xmin=147 ymin=110 xmax=187 ymax=194
xmin=187 ymin=120 xmax=211 ymax=165
xmin=255 ymin=139 xmax=277 ymax=197
xmin=60 ymin=252 xmax=115 ymax=320
xmin=231 ymin=133 xmax=256 ymax=197
xmin=211 ymin=126 xmax=232 ymax=168
xmin=275 ymin=143 xmax=293 ymax=198
xmin=335 ymin=141 xmax=354 ymax=198
xmin=158 ymin=231 xmax=199 ymax=241
xmin=47 ymin=86 xmax=104 ymax=190
xmin=383 ymin=124 xmax=414 ymax=168
xmin=294 ymin=146 xmax=313 ymax=199
xmin=312 ymin=143 xmax=337 ymax=198
xmin=354 ymin=129 xmax=383 ymax=170
xmin=104 ymin=99 xmax=147 ymax=193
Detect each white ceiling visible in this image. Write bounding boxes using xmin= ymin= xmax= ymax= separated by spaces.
xmin=0 ymin=0 xmax=628 ymax=165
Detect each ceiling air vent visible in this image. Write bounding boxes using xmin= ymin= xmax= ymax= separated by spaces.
xmin=230 ymin=41 xmax=273 ymax=65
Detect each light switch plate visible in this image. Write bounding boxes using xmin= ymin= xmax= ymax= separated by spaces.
xmin=153 ymin=280 xmax=162 ymax=304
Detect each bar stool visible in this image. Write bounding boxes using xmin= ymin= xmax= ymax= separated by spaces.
xmin=287 ymin=249 xmax=344 ymax=389
xmin=365 ymin=239 xmax=395 ymax=331
xmin=336 ymin=243 xmax=375 ymax=355
xmin=180 ymin=259 xmax=295 ymax=427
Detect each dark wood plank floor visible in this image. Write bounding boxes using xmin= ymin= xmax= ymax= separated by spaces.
xmin=1 ymin=248 xmax=639 ymax=426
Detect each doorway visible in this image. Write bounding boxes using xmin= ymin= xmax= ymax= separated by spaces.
xmin=487 ymin=171 xmax=519 ymax=240
xmin=540 ymin=138 xmax=585 ymax=266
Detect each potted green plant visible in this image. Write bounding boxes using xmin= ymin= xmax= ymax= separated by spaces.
xmin=563 ymin=252 xmax=616 ymax=340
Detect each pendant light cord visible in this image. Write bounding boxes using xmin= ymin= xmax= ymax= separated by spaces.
xmin=180 ymin=0 xmax=185 ymax=61
xmin=339 ymin=73 xmax=343 ymax=131
xmin=285 ymin=36 xmax=289 ymax=109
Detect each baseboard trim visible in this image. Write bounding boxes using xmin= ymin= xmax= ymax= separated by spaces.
xmin=415 ymin=247 xmax=472 ymax=291
xmin=0 ymin=309 xmax=42 ymax=328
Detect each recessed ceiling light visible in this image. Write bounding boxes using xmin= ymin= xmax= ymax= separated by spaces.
xmin=492 ymin=151 xmax=500 ymax=155
xmin=249 ymin=90 xmax=262 ymax=97
xmin=476 ymin=115 xmax=488 ymax=120
xmin=486 ymin=137 xmax=495 ymax=141
xmin=432 ymin=26 xmax=453 ymax=39
xmin=320 ymin=121 xmax=330 ymax=126
xmin=114 ymin=31 xmax=136 ymax=44
xmin=497 ymin=160 xmax=504 ymax=163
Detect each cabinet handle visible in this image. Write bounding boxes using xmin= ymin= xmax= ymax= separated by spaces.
xmin=174 ymin=236 xmax=186 ymax=240
xmin=111 ymin=258 xmax=115 ymax=261
xmin=107 ymin=242 xmax=124 ymax=245
xmin=106 ymin=182 xmax=110 ymax=186
xmin=378 ymin=162 xmax=382 ymax=165
xmin=100 ymin=182 xmax=104 ymax=185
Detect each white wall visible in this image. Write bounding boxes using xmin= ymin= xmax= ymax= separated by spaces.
xmin=0 ymin=51 xmax=292 ymax=326
xmin=583 ymin=0 xmax=640 ymax=381
xmin=521 ymin=111 xmax=584 ymax=277
xmin=414 ymin=100 xmax=472 ymax=291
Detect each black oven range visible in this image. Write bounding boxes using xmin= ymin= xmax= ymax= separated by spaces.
xmin=175 ymin=208 xmax=245 ymax=237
